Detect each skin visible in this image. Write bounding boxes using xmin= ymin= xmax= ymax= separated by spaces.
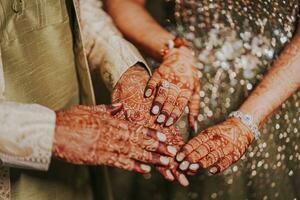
xmin=53 ymin=104 xmax=177 ymax=174
xmin=112 ymin=64 xmax=189 ymax=186
xmin=106 ymin=0 xmax=300 ymax=178
xmin=107 ymin=0 xmax=200 ymax=131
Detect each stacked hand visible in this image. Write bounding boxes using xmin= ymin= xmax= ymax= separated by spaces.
xmin=144 ymin=47 xmax=200 ymax=131
xmin=176 ymin=118 xmax=254 ymax=175
xmin=53 ymin=104 xmax=176 ymax=174
xmin=112 ymin=65 xmax=189 ymax=186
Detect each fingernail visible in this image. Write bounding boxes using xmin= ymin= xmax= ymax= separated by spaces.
xmin=112 ymin=103 xmax=122 ymax=107
xmin=166 ymin=169 xmax=175 ymax=180
xmin=179 ymin=161 xmax=190 ymax=171
xmin=141 ymin=164 xmax=151 ymax=172
xmin=179 ymin=174 xmax=189 ymax=187
xmin=165 ymin=117 xmax=174 ymax=127
xmin=209 ymin=167 xmax=218 ymax=174
xmin=157 ymin=114 xmax=166 ymax=123
xmin=189 ymin=163 xmax=200 ymax=171
xmin=160 ymin=156 xmax=170 ymax=165
xmin=157 ymin=132 xmax=166 ymax=142
xmin=167 ymin=145 xmax=177 ymax=156
xmin=176 ymin=152 xmax=185 ymax=162
xmin=151 ymin=105 xmax=160 ymax=115
xmin=194 ymin=122 xmax=198 ymax=133
xmin=145 ymin=88 xmax=152 ymax=97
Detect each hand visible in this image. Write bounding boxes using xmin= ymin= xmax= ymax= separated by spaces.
xmin=144 ymin=47 xmax=200 ymax=131
xmin=176 ymin=118 xmax=254 ymax=175
xmin=53 ymin=104 xmax=176 ymax=174
xmin=112 ymin=65 xmax=189 ymax=186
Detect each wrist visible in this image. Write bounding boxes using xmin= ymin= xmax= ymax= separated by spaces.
xmin=229 ymin=111 xmax=260 ymax=140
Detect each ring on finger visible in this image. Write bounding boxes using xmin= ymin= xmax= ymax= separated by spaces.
xmin=161 ymin=80 xmax=170 ymax=89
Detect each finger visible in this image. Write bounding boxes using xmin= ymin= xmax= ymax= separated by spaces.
xmin=151 ymin=83 xmax=169 ymax=115
xmin=93 ymin=103 xmax=123 ymax=116
xmin=134 ymin=128 xmax=178 ymax=156
xmin=171 ymin=167 xmax=190 ymax=187
xmin=198 ymin=148 xmax=225 ymax=168
xmin=188 ymin=80 xmax=200 ymax=132
xmin=145 ymin=71 xmax=161 ymax=98
xmin=209 ymin=144 xmax=242 ymax=174
xmin=209 ymin=155 xmax=234 ymax=174
xmin=99 ymin=151 xmax=151 ymax=174
xmin=176 ymin=131 xmax=212 ymax=162
xmin=157 ymin=84 xmax=180 ymax=124
xmin=131 ymin=148 xmax=171 ymax=166
xmin=178 ymin=137 xmax=224 ymax=171
xmin=166 ymin=89 xmax=192 ymax=127
xmin=156 ymin=166 xmax=175 ymax=181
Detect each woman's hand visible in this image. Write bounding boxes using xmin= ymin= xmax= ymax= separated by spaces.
xmin=176 ymin=118 xmax=254 ymax=175
xmin=144 ymin=47 xmax=200 ymax=131
xmin=53 ymin=104 xmax=176 ymax=174
xmin=112 ymin=65 xmax=190 ymax=186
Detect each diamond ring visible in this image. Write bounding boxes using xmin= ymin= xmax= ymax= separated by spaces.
xmin=161 ymin=80 xmax=170 ymax=89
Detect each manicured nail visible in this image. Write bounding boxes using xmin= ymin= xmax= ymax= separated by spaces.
xmin=151 ymin=105 xmax=160 ymax=115
xmin=157 ymin=114 xmax=166 ymax=123
xmin=112 ymin=103 xmax=122 ymax=107
xmin=189 ymin=163 xmax=200 ymax=171
xmin=209 ymin=167 xmax=218 ymax=174
xmin=165 ymin=117 xmax=174 ymax=127
xmin=160 ymin=156 xmax=170 ymax=165
xmin=179 ymin=174 xmax=189 ymax=186
xmin=179 ymin=161 xmax=190 ymax=171
xmin=167 ymin=145 xmax=177 ymax=156
xmin=176 ymin=152 xmax=185 ymax=162
xmin=194 ymin=122 xmax=198 ymax=133
xmin=157 ymin=132 xmax=166 ymax=142
xmin=145 ymin=88 xmax=152 ymax=97
xmin=166 ymin=169 xmax=175 ymax=180
xmin=141 ymin=164 xmax=151 ymax=172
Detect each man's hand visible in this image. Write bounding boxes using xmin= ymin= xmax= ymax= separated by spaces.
xmin=176 ymin=118 xmax=254 ymax=175
xmin=144 ymin=47 xmax=200 ymax=131
xmin=53 ymin=104 xmax=176 ymax=174
xmin=112 ymin=65 xmax=189 ymax=186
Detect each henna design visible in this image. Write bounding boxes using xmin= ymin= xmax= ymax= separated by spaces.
xmin=143 ymin=47 xmax=200 ymax=130
xmin=176 ymin=118 xmax=254 ymax=174
xmin=112 ymin=65 xmax=189 ymax=186
xmin=53 ymin=104 xmax=176 ymax=173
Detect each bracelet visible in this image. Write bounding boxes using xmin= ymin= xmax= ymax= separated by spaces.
xmin=160 ymin=36 xmax=191 ymax=56
xmin=229 ymin=111 xmax=261 ymax=140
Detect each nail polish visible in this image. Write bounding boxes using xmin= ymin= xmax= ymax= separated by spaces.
xmin=157 ymin=114 xmax=166 ymax=123
xmin=209 ymin=167 xmax=218 ymax=174
xmin=167 ymin=146 xmax=177 ymax=156
xmin=140 ymin=164 xmax=151 ymax=172
xmin=166 ymin=170 xmax=175 ymax=180
xmin=165 ymin=117 xmax=174 ymax=126
xmin=179 ymin=174 xmax=189 ymax=187
xmin=145 ymin=88 xmax=152 ymax=97
xmin=176 ymin=152 xmax=185 ymax=162
xmin=151 ymin=105 xmax=160 ymax=115
xmin=189 ymin=163 xmax=200 ymax=171
xmin=160 ymin=156 xmax=170 ymax=165
xmin=156 ymin=132 xmax=166 ymax=142
xmin=179 ymin=161 xmax=190 ymax=171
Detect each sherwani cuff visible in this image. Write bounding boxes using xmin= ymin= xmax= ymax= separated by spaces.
xmin=80 ymin=0 xmax=151 ymax=91
xmin=0 ymin=101 xmax=55 ymax=171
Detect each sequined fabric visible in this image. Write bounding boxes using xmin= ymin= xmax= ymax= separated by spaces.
xmin=109 ymin=1 xmax=300 ymax=199
xmin=172 ymin=0 xmax=300 ymax=199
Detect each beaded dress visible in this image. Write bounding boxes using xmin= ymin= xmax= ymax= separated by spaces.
xmin=109 ymin=1 xmax=300 ymax=199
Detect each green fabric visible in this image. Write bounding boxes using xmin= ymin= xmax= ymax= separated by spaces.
xmin=0 ymin=0 xmax=93 ymax=199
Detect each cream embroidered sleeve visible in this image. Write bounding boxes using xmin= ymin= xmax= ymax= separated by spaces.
xmin=79 ymin=0 xmax=151 ymax=91
xmin=0 ymin=51 xmax=55 ymax=171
